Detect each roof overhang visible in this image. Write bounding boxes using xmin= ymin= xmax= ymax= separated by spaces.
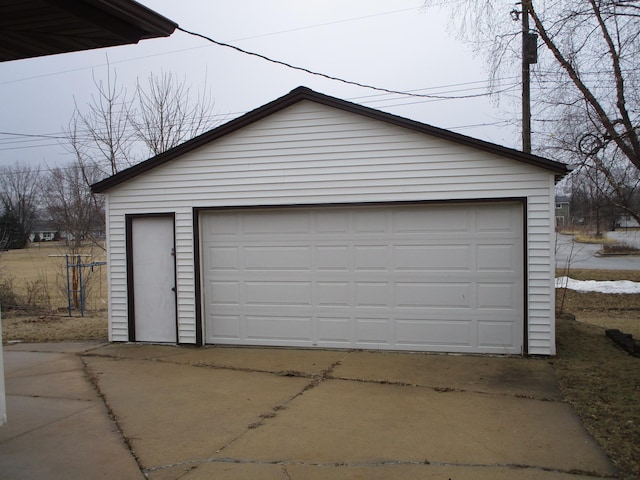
xmin=0 ymin=0 xmax=178 ymax=62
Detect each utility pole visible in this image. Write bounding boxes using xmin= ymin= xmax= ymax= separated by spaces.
xmin=522 ymin=0 xmax=532 ymax=153
xmin=513 ymin=1 xmax=537 ymax=154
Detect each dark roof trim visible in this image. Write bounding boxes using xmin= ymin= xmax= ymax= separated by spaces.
xmin=0 ymin=0 xmax=177 ymax=62
xmin=91 ymin=86 xmax=569 ymax=193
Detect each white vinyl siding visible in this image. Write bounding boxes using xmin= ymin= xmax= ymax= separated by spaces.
xmin=103 ymin=100 xmax=557 ymax=354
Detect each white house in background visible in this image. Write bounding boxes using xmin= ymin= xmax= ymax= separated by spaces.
xmin=29 ymin=222 xmax=58 ymax=242
xmin=92 ymin=87 xmax=569 ymax=356
xmin=616 ymin=214 xmax=640 ymax=229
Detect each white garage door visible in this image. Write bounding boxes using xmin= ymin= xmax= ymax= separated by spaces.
xmin=200 ymin=202 xmax=523 ymax=354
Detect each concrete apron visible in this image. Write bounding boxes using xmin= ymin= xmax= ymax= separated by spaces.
xmin=81 ymin=344 xmax=616 ymax=480
xmin=0 ymin=343 xmax=144 ymax=480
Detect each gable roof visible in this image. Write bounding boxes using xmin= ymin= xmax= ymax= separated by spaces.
xmin=91 ymin=86 xmax=569 ymax=193
xmin=0 ymin=0 xmax=177 ymax=62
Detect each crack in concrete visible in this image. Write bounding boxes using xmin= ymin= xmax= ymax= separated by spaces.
xmin=79 ymin=356 xmax=147 ymax=477
xmin=0 ymin=400 xmax=96 ymax=445
xmin=325 ymin=373 xmax=560 ymax=402
xmin=86 ymin=351 xmax=558 ymax=402
xmin=210 ymin=355 xmax=348 ymax=459
xmin=281 ymin=464 xmax=292 ymax=479
xmin=142 ymin=455 xmax=615 ymax=478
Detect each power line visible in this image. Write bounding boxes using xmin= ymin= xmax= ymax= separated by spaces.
xmin=349 ymin=76 xmax=521 ymax=101
xmin=177 ymin=26 xmax=502 ymax=101
xmin=0 ymin=73 xmax=521 ymax=152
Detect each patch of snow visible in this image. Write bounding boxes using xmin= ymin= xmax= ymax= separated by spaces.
xmin=555 ymin=276 xmax=640 ymax=294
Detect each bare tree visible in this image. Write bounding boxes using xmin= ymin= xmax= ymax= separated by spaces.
xmin=129 ymin=70 xmax=215 ymax=156
xmin=44 ymin=161 xmax=105 ymax=251
xmin=427 ymin=0 xmax=640 ymax=222
xmin=43 ymin=161 xmax=105 ymax=310
xmin=0 ymin=163 xmax=41 ymax=249
xmin=66 ymin=68 xmax=135 ymax=178
xmin=66 ymin=67 xmax=217 ymax=179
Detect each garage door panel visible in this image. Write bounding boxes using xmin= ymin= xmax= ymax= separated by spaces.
xmin=317 ymin=317 xmax=352 ymax=344
xmin=353 ymin=210 xmax=388 ymax=233
xmin=477 ymin=321 xmax=516 ymax=349
xmin=242 ymin=211 xmax=310 ymax=235
xmin=244 ymin=246 xmax=311 ymax=270
xmin=316 ymin=246 xmax=349 ymax=270
xmin=395 ymin=245 xmax=470 ymax=271
xmin=393 ymin=208 xmax=471 ymax=233
xmin=316 ymin=281 xmax=350 ymax=306
xmin=244 ymin=281 xmax=312 ymax=306
xmin=477 ymin=204 xmax=519 ymax=232
xmin=477 ymin=283 xmax=516 ymax=309
xmin=395 ymin=319 xmax=472 ymax=347
xmin=245 ymin=315 xmax=313 ymax=342
xmin=355 ymin=318 xmax=391 ymax=345
xmin=354 ymin=282 xmax=390 ymax=307
xmin=477 ymin=244 xmax=516 ymax=271
xmin=354 ymin=245 xmax=389 ymax=271
xmin=395 ymin=283 xmax=472 ymax=308
xmin=210 ymin=315 xmax=241 ymax=340
xmin=209 ymin=281 xmax=240 ymax=305
xmin=206 ymin=246 xmax=239 ymax=270
xmin=315 ymin=211 xmax=349 ymax=233
xmin=201 ymin=202 xmax=523 ymax=354
xmin=203 ymin=215 xmax=239 ymax=236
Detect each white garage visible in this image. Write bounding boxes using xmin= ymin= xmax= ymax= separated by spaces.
xmin=92 ymin=87 xmax=568 ymax=355
xmin=200 ymin=202 xmax=523 ymax=354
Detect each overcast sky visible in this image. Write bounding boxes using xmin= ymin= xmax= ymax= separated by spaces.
xmin=0 ymin=0 xmax=523 ymax=171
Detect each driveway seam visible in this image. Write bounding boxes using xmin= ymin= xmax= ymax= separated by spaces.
xmin=210 ymin=354 xmax=348 ymax=458
xmin=0 ymin=399 xmax=96 ymax=445
xmin=79 ymin=355 xmax=146 ymax=477
xmin=81 ymin=352 xmax=559 ymax=401
xmin=142 ymin=456 xmax=616 ymax=478
xmin=326 ymin=374 xmax=559 ymax=402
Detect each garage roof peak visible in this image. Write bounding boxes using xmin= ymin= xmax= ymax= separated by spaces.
xmin=91 ymin=86 xmax=569 ymax=193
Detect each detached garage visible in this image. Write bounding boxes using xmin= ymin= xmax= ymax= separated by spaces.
xmin=92 ymin=86 xmax=568 ymax=355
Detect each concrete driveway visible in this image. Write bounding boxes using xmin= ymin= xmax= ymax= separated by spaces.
xmin=1 ymin=343 xmax=616 ymax=480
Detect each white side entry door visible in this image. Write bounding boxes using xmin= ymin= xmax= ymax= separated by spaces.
xmin=130 ymin=216 xmax=177 ymax=343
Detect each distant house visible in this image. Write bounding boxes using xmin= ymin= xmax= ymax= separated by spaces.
xmin=555 ymin=196 xmax=570 ymax=227
xmin=616 ymin=214 xmax=640 ymax=229
xmin=29 ymin=222 xmax=58 ymax=242
xmin=92 ymin=87 xmax=569 ymax=356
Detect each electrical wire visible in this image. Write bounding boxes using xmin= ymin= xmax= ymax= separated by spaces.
xmin=177 ymin=26 xmax=502 ymax=101
xmin=0 ymin=72 xmax=520 ymax=153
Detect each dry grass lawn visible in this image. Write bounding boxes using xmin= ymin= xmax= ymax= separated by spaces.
xmin=1 ymin=249 xmax=639 ymax=477
xmin=555 ymin=269 xmax=640 ymax=479
xmin=0 ymin=242 xmax=107 ymax=311
xmin=1 ymin=243 xmax=108 ymax=343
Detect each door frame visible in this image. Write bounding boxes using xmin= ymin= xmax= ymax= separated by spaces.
xmin=126 ymin=213 xmax=178 ymax=342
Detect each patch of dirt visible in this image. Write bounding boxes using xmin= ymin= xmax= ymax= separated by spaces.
xmin=553 ymin=269 xmax=640 ymax=478
xmin=1 ymin=310 xmax=108 ymax=343
xmin=553 ymin=314 xmax=640 ymax=479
